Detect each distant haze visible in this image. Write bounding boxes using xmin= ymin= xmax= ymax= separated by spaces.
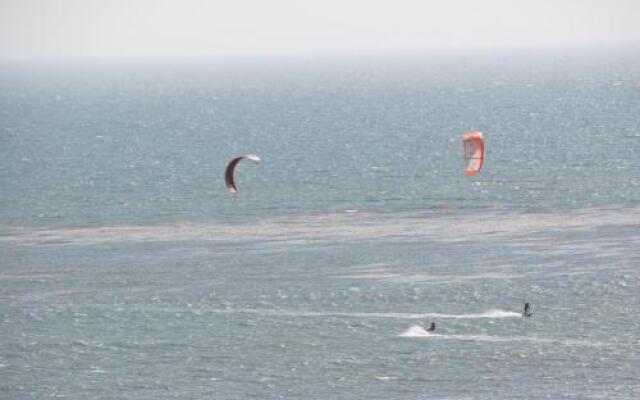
xmin=1 ymin=0 xmax=640 ymax=59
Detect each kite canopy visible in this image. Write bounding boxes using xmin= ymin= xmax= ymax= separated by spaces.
xmin=462 ymin=132 xmax=484 ymax=176
xmin=225 ymin=154 xmax=261 ymax=194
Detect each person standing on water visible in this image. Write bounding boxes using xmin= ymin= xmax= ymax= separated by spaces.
xmin=427 ymin=322 xmax=436 ymax=331
xmin=523 ymin=302 xmax=531 ymax=316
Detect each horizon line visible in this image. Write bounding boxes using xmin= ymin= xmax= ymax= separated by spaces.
xmin=1 ymin=40 xmax=639 ymax=64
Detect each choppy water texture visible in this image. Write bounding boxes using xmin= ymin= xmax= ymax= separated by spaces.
xmin=1 ymin=48 xmax=640 ymax=399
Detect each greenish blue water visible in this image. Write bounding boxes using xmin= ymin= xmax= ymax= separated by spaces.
xmin=1 ymin=48 xmax=640 ymax=399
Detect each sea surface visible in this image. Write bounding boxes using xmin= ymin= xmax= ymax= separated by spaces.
xmin=1 ymin=47 xmax=640 ymax=399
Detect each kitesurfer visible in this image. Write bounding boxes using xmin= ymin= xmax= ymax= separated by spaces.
xmin=427 ymin=322 xmax=436 ymax=332
xmin=523 ymin=302 xmax=531 ymax=316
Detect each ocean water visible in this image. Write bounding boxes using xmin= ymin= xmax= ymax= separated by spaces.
xmin=1 ymin=47 xmax=640 ymax=399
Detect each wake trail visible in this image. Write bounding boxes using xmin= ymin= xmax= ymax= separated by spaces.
xmin=211 ymin=308 xmax=521 ymax=320
xmin=398 ymin=325 xmax=609 ymax=347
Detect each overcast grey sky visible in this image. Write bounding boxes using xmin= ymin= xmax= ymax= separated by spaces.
xmin=1 ymin=0 xmax=639 ymax=59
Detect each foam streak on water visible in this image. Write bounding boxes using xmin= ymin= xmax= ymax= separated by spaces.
xmin=3 ymin=205 xmax=639 ymax=246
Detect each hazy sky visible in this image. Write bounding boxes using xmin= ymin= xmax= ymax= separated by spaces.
xmin=1 ymin=0 xmax=639 ymax=59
